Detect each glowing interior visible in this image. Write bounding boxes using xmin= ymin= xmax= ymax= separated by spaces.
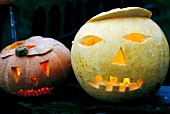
xmin=26 ymin=45 xmax=35 ymax=49
xmin=4 ymin=41 xmax=23 ymax=50
xmin=88 ymin=75 xmax=143 ymax=92
xmin=14 ymin=87 xmax=52 ymax=96
xmin=11 ymin=67 xmax=21 ymax=83
xmin=80 ymin=35 xmax=102 ymax=46
xmin=111 ymin=47 xmax=126 ymax=65
xmin=40 ymin=60 xmax=50 ymax=77
xmin=123 ymin=33 xmax=149 ymax=43
xmin=31 ymin=77 xmax=38 ymax=85
xmin=4 ymin=41 xmax=35 ymax=50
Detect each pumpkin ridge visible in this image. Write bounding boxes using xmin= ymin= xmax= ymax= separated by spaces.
xmin=51 ymin=50 xmax=65 ymax=74
xmin=6 ymin=56 xmax=14 ymax=92
xmin=0 ymin=59 xmax=8 ymax=90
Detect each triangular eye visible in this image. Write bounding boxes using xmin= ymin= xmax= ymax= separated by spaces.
xmin=111 ymin=47 xmax=126 ymax=65
xmin=123 ymin=33 xmax=150 ymax=43
xmin=40 ymin=60 xmax=49 ymax=77
xmin=12 ymin=67 xmax=21 ymax=83
xmin=79 ymin=35 xmax=102 ymax=46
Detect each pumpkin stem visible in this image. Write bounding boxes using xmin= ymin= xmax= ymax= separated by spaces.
xmin=15 ymin=45 xmax=28 ymax=57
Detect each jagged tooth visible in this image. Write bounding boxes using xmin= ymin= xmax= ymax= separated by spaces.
xmin=129 ymin=83 xmax=139 ymax=91
xmin=105 ymin=83 xmax=113 ymax=92
xmin=119 ymin=83 xmax=126 ymax=92
xmin=14 ymin=87 xmax=52 ymax=97
xmin=88 ymin=81 xmax=100 ymax=89
xmin=110 ymin=76 xmax=118 ymax=83
xmin=137 ymin=78 xmax=143 ymax=87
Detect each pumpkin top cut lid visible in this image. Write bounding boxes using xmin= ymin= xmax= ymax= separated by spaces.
xmin=87 ymin=7 xmax=152 ymax=22
xmin=0 ymin=36 xmax=59 ymax=58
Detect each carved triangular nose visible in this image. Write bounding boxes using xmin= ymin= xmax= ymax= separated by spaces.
xmin=31 ymin=77 xmax=38 ymax=85
xmin=111 ymin=47 xmax=126 ymax=65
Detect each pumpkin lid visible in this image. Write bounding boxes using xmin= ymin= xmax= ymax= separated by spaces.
xmin=0 ymin=36 xmax=59 ymax=58
xmin=87 ymin=7 xmax=152 ymax=22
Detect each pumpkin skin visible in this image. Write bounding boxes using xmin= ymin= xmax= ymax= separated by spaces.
xmin=0 ymin=36 xmax=71 ymax=96
xmin=71 ymin=7 xmax=169 ymax=102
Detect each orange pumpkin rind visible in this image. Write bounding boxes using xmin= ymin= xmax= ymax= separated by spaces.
xmin=0 ymin=36 xmax=71 ymax=96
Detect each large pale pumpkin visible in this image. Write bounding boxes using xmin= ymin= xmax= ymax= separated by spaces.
xmin=0 ymin=36 xmax=71 ymax=96
xmin=71 ymin=7 xmax=169 ymax=102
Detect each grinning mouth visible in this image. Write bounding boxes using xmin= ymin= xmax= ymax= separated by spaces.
xmin=13 ymin=87 xmax=53 ymax=97
xmin=87 ymin=75 xmax=143 ymax=92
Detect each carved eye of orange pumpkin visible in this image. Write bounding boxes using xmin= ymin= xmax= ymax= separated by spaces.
xmin=0 ymin=36 xmax=71 ymax=97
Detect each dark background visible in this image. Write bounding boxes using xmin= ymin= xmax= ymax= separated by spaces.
xmin=0 ymin=1 xmax=170 ymax=113
xmin=0 ymin=0 xmax=170 ymax=85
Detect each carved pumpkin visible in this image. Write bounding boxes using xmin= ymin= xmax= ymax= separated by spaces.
xmin=71 ymin=7 xmax=169 ymax=102
xmin=0 ymin=36 xmax=71 ymax=96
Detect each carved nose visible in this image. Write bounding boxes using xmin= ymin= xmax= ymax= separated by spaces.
xmin=111 ymin=47 xmax=126 ymax=65
xmin=31 ymin=77 xmax=38 ymax=85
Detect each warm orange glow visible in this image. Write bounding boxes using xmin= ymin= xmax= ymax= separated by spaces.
xmin=11 ymin=67 xmax=21 ymax=83
xmin=124 ymin=33 xmax=149 ymax=43
xmin=123 ymin=78 xmax=131 ymax=84
xmin=14 ymin=87 xmax=52 ymax=96
xmin=88 ymin=75 xmax=143 ymax=92
xmin=40 ymin=60 xmax=50 ymax=77
xmin=26 ymin=45 xmax=35 ymax=49
xmin=88 ymin=74 xmax=103 ymax=89
xmin=111 ymin=47 xmax=126 ymax=65
xmin=4 ymin=41 xmax=23 ymax=50
xmin=80 ymin=35 xmax=102 ymax=46
xmin=31 ymin=77 xmax=38 ymax=85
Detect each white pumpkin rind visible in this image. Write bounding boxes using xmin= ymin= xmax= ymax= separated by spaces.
xmin=71 ymin=7 xmax=169 ymax=102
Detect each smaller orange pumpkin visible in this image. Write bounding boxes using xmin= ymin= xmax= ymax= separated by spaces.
xmin=0 ymin=36 xmax=71 ymax=97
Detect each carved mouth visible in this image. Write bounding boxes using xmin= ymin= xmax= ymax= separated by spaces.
xmin=13 ymin=87 xmax=53 ymax=97
xmin=87 ymin=75 xmax=143 ymax=92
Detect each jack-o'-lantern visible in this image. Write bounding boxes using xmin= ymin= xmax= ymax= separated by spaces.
xmin=71 ymin=7 xmax=169 ymax=102
xmin=0 ymin=36 xmax=71 ymax=97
